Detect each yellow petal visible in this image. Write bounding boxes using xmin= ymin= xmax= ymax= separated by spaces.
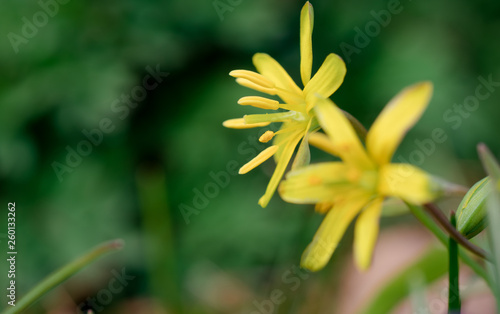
xmin=301 ymin=195 xmax=370 ymax=271
xmin=258 ymin=131 xmax=303 ymax=207
xmin=354 ymin=197 xmax=383 ymax=271
xmin=304 ymin=53 xmax=346 ymax=104
xmin=239 ymin=145 xmax=279 ymax=174
xmin=378 ymin=163 xmax=437 ymax=204
xmin=300 ymin=1 xmax=314 ymax=87
xmin=238 ymin=96 xmax=280 ymax=110
xmin=279 ymin=162 xmax=352 ymax=204
xmin=252 ymin=53 xmax=303 ymax=104
xmin=309 ymin=132 xmax=340 ymax=156
xmin=366 ymin=82 xmax=433 ymax=165
xmin=313 ymin=96 xmax=373 ymax=168
xmin=222 ymin=118 xmax=271 ymax=129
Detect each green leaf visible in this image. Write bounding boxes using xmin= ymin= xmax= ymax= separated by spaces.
xmin=479 ymin=144 xmax=500 ymax=180
xmin=360 ymin=247 xmax=448 ymax=314
xmin=1 ymin=240 xmax=123 ymax=314
xmin=478 ymin=143 xmax=500 ymax=307
xmin=408 ymin=271 xmax=430 ymax=314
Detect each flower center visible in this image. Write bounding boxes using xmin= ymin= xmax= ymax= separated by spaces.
xmin=347 ymin=168 xmax=378 ymax=193
xmin=359 ymin=170 xmax=379 ymax=193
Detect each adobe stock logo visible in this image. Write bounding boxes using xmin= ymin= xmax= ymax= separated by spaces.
xmin=51 ymin=65 xmax=169 ymax=182
xmin=7 ymin=0 xmax=71 ymax=54
xmin=79 ymin=268 xmax=135 ymax=313
xmin=213 ymin=0 xmax=244 ymax=21
xmin=249 ymin=264 xmax=310 ymax=314
xmin=339 ymin=0 xmax=403 ymax=63
xmin=178 ymin=124 xmax=280 ymax=224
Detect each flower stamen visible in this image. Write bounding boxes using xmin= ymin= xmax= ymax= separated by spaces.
xmin=235 ymin=78 xmax=276 ymax=95
xmin=259 ymin=131 xmax=275 ymax=143
xmin=230 ymin=70 xmax=275 ymax=88
xmin=222 ymin=118 xmax=271 ymax=129
xmin=239 ymin=145 xmax=279 ymax=174
xmin=238 ymin=96 xmax=280 ymax=110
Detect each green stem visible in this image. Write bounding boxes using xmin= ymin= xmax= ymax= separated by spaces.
xmin=448 ymin=212 xmax=461 ymax=313
xmin=424 ymin=203 xmax=490 ymax=261
xmin=136 ymin=166 xmax=182 ymax=312
xmin=2 ymin=240 xmax=123 ymax=314
xmin=406 ymin=203 xmax=491 ymax=288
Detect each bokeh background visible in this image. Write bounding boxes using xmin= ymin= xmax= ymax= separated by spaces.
xmin=1 ymin=0 xmax=500 ymax=313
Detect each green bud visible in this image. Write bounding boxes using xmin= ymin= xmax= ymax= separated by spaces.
xmin=456 ymin=177 xmax=491 ymax=239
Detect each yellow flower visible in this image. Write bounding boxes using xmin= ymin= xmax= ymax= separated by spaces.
xmin=279 ymin=82 xmax=441 ymax=271
xmin=223 ymin=2 xmax=347 ymax=208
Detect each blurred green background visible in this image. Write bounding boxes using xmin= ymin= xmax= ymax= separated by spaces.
xmin=0 ymin=0 xmax=499 ymax=313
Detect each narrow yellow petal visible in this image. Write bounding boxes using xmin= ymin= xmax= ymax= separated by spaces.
xmin=235 ymin=78 xmax=275 ymax=95
xmin=279 ymin=162 xmax=352 ymax=204
xmin=354 ymin=197 xmax=383 ymax=271
xmin=274 ymin=85 xmax=307 ymax=105
xmin=238 ymin=96 xmax=280 ymax=110
xmin=366 ymin=82 xmax=433 ymax=165
xmin=308 ymin=132 xmax=340 ymax=156
xmin=378 ymin=163 xmax=438 ymax=204
xmin=301 ymin=195 xmax=370 ymax=271
xmin=300 ymin=1 xmax=314 ymax=86
xmin=259 ymin=130 xmax=275 ymax=143
xmin=258 ymin=131 xmax=303 ymax=207
xmin=304 ymin=53 xmax=346 ymax=103
xmin=313 ymin=96 xmax=373 ymax=168
xmin=252 ymin=53 xmax=303 ymax=104
xmin=222 ymin=118 xmax=271 ymax=129
xmin=239 ymin=145 xmax=279 ymax=174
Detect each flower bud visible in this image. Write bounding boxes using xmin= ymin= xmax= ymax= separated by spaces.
xmin=456 ymin=177 xmax=491 ymax=239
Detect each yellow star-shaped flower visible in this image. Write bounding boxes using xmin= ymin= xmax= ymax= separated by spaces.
xmin=279 ymin=82 xmax=441 ymax=271
xmin=223 ymin=2 xmax=347 ymax=208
